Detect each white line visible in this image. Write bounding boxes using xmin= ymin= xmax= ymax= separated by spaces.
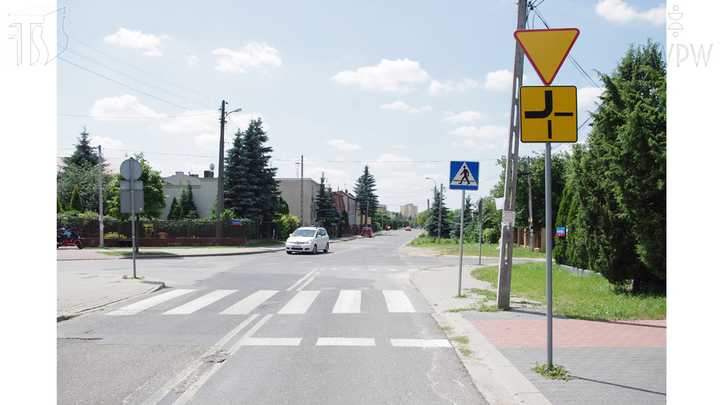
xmin=106 ymin=289 xmax=195 ymax=316
xmin=316 ymin=337 xmax=376 ymax=346
xmin=390 ymin=339 xmax=453 ymax=348
xmin=163 ymin=290 xmax=236 ymax=315
xmin=138 ymin=314 xmax=258 ymax=405
xmin=277 ymin=290 xmax=320 ymax=314
xmin=296 ymin=276 xmax=316 ymax=291
xmin=219 ymin=290 xmax=278 ymax=315
xmin=286 ymin=268 xmax=318 ymax=291
xmin=332 ymin=290 xmax=361 ymax=313
xmin=244 ymin=337 xmax=302 ymax=346
xmin=383 ymin=290 xmax=416 ymax=313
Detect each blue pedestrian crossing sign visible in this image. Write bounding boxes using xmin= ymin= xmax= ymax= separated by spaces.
xmin=449 ymin=161 xmax=479 ymax=190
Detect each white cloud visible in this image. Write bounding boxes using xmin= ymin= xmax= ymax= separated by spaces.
xmin=428 ymin=79 xmax=453 ymax=95
xmin=443 ymin=110 xmax=484 ymax=124
xmin=159 ymin=110 xmax=217 ymax=133
xmin=212 ymin=42 xmax=282 ymax=74
xmin=331 ymin=59 xmax=431 ymax=93
xmin=104 ymin=28 xmax=170 ymax=56
xmin=457 ymin=77 xmax=480 ymax=91
xmin=449 ymin=125 xmax=506 ymax=139
xmin=88 ymin=136 xmax=126 ymax=151
xmin=380 ymin=100 xmax=432 ymax=114
xmin=484 ymin=69 xmax=513 ymax=90
xmin=327 ymin=139 xmax=362 ymax=151
xmin=194 ymin=133 xmax=218 ymax=150
xmin=184 ymin=54 xmax=198 ymax=66
xmin=595 ymin=0 xmax=665 ymax=26
xmin=90 ymin=95 xmax=165 ymax=119
xmin=578 ymin=86 xmax=605 ymax=109
xmin=368 ymin=153 xmax=413 ymax=166
xmin=450 ymin=139 xmax=499 ymax=151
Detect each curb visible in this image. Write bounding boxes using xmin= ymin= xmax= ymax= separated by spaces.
xmin=57 ymin=280 xmax=166 ymax=323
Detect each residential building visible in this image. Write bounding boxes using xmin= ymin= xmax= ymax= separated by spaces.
xmin=161 ymin=171 xmax=218 ymax=219
xmin=276 ymin=178 xmax=321 ymax=227
xmin=400 ymin=204 xmax=418 ymax=221
xmin=332 ymin=189 xmax=358 ymax=227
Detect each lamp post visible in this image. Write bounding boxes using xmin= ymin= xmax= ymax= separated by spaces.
xmin=426 ymin=177 xmax=441 ymax=243
xmin=216 ymin=100 xmax=242 ymax=238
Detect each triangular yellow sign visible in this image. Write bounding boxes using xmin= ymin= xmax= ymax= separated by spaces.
xmin=514 ymin=28 xmax=579 ymax=85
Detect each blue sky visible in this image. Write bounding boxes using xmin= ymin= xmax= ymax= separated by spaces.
xmin=50 ymin=0 xmax=666 ymax=212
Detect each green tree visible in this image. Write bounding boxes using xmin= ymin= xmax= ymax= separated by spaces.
xmin=425 ymin=186 xmax=451 ymax=239
xmin=315 ymin=177 xmax=341 ymax=226
xmin=450 ymin=195 xmax=474 ymax=240
xmin=564 ymin=40 xmax=666 ymax=291
xmin=353 ymin=165 xmax=378 ymax=225
xmin=224 ymin=118 xmax=280 ymax=221
xmin=69 ymin=185 xmax=83 ymax=212
xmin=57 ymin=194 xmax=64 ymax=213
xmin=167 ymin=196 xmax=180 ymax=220
xmin=107 ymin=153 xmax=167 ymax=220
xmin=63 ymin=126 xmax=99 ymax=167
xmin=179 ymin=183 xmax=198 ymax=219
xmin=57 ymin=161 xmax=113 ymax=215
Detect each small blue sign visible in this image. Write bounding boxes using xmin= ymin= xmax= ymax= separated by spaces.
xmin=449 ymin=161 xmax=479 ymax=190
xmin=557 ymin=227 xmax=566 ymax=237
xmin=230 ymin=220 xmax=243 ymax=226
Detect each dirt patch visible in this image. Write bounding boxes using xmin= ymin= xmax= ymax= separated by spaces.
xmin=397 ymin=244 xmax=443 ymax=257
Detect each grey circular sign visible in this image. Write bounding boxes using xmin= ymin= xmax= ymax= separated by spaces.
xmin=120 ymin=158 xmax=143 ymax=181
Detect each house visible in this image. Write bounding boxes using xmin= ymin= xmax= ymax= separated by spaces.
xmin=276 ymin=178 xmax=321 ymax=227
xmin=161 ymin=171 xmax=218 ymax=219
xmin=332 ymin=189 xmax=358 ymax=227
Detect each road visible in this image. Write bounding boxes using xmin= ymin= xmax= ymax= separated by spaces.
xmin=57 ymin=230 xmax=490 ymax=405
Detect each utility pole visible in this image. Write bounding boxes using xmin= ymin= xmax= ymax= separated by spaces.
xmin=300 ymin=155 xmax=304 ymax=226
xmin=215 ymin=100 xmax=241 ymax=238
xmin=497 ymin=0 xmax=528 ymax=310
xmin=437 ymin=184 xmax=443 ymax=243
xmin=98 ymin=145 xmax=104 ymax=248
xmin=526 ymin=157 xmax=534 ymax=251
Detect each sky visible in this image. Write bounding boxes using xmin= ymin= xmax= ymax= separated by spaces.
xmin=48 ymin=0 xmax=668 ymax=213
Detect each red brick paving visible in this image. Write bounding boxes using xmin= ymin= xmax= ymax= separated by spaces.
xmin=469 ymin=319 xmax=666 ymax=348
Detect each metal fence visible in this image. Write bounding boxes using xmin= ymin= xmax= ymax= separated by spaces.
xmin=59 ymin=218 xmax=278 ymax=240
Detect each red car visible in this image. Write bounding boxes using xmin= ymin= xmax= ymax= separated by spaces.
xmin=361 ymin=227 xmax=372 ymax=237
xmin=405 ymin=226 xmax=412 ymax=231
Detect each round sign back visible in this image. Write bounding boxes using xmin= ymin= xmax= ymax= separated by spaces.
xmin=120 ymin=158 xmax=143 ymax=181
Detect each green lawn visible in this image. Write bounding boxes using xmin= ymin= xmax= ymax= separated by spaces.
xmin=471 ymin=263 xmax=666 ymax=321
xmin=409 ymin=236 xmax=545 ymax=259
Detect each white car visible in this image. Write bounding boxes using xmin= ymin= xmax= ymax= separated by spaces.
xmin=285 ymin=227 xmax=330 ymax=254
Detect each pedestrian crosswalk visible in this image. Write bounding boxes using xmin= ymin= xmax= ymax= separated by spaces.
xmin=107 ymin=288 xmax=422 ymax=317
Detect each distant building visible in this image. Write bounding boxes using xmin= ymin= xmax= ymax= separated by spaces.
xmin=162 ymin=171 xmax=218 ymax=219
xmin=400 ymin=204 xmax=418 ymax=220
xmin=332 ymin=189 xmax=358 ymax=227
xmin=276 ymin=178 xmax=321 ymax=227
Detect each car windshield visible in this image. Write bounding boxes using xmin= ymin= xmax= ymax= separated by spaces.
xmin=291 ymin=229 xmax=316 ymax=237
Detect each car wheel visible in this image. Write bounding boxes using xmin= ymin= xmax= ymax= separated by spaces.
xmin=312 ymin=245 xmax=317 ymax=254
xmin=323 ymin=242 xmax=329 ymax=253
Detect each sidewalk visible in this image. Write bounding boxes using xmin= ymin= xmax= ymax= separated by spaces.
xmin=56 ymin=236 xmax=666 ymax=405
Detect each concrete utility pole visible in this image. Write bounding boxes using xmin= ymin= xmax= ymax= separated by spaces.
xmin=497 ymin=0 xmax=528 ymax=310
xmin=98 ymin=145 xmax=104 ymax=248
xmin=215 ymin=100 xmax=241 ymax=238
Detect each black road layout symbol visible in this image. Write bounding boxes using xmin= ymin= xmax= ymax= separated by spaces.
xmin=524 ymin=90 xmax=574 ymax=140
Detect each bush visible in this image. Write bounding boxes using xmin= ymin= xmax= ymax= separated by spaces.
xmin=277 ymin=214 xmax=298 ymax=239
xmin=482 ymin=228 xmax=499 ymax=244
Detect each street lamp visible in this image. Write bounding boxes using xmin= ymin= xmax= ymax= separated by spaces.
xmin=216 ymin=100 xmax=242 ymax=238
xmin=426 ymin=177 xmax=441 ymax=243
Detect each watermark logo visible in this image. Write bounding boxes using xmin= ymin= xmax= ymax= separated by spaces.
xmin=667 ymin=4 xmax=713 ymax=67
xmin=8 ymin=6 xmax=71 ymax=66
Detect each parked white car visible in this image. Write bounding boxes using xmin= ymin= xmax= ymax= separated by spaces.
xmin=285 ymin=227 xmax=330 ymax=254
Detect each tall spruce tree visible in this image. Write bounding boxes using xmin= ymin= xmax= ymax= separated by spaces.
xmin=563 ymin=40 xmax=666 ymax=291
xmin=179 ymin=183 xmax=198 ymax=219
xmin=450 ymin=195 xmax=474 ymax=240
xmin=425 ymin=186 xmax=451 ymax=239
xmin=223 ymin=118 xmax=280 ymax=221
xmin=315 ymin=177 xmax=341 ymax=226
xmin=64 ymin=126 xmax=99 ymax=167
xmin=353 ymin=165 xmax=378 ymax=225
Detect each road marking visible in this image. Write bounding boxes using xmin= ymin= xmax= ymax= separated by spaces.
xmin=316 ymin=337 xmax=376 ymax=346
xmin=391 ymin=339 xmax=452 ymax=348
xmin=244 ymin=337 xmax=302 ymax=346
xmin=383 ymin=290 xmax=416 ymax=313
xmin=332 ymin=290 xmax=361 ymax=313
xmin=286 ymin=268 xmax=318 ymax=291
xmin=106 ymin=289 xmax=195 ymax=316
xmin=219 ymin=290 xmax=278 ymax=315
xmin=277 ymin=290 xmax=320 ymax=314
xmin=163 ymin=290 xmax=236 ymax=315
xmin=137 ymin=315 xmax=258 ymax=405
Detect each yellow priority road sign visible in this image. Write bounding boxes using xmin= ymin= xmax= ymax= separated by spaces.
xmin=520 ymin=86 xmax=577 ymax=143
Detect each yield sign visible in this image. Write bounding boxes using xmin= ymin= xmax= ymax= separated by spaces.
xmin=514 ymin=28 xmax=579 ymax=85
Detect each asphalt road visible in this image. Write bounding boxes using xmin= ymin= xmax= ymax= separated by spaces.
xmin=57 ymin=230 xmax=490 ymax=405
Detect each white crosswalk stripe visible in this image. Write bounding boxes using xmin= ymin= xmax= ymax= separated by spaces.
xmin=219 ymin=290 xmax=278 ymax=315
xmin=383 ymin=290 xmax=416 ymax=313
xmin=277 ymin=290 xmax=320 ymax=314
xmin=163 ymin=290 xmax=237 ymax=315
xmin=106 ymin=289 xmax=195 ymax=316
xmin=332 ymin=290 xmax=362 ymax=313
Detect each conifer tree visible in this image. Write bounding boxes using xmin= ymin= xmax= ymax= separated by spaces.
xmin=69 ymin=185 xmax=83 ymax=212
xmin=315 ymin=177 xmax=341 ymax=226
xmin=64 ymin=126 xmax=99 ymax=167
xmin=179 ymin=183 xmax=198 ymax=219
xmin=353 ymin=165 xmax=378 ymax=225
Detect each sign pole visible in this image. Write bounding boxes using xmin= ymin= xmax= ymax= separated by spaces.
xmin=545 ymin=142 xmax=553 ymax=366
xmin=130 ymin=159 xmax=137 ymax=278
xmin=458 ymin=189 xmax=465 ymax=297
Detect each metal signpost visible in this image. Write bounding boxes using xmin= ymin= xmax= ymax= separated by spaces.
xmin=515 ymin=28 xmax=579 ymax=366
xmin=449 ymin=161 xmax=479 ymax=297
xmin=120 ymin=157 xmax=144 ymax=278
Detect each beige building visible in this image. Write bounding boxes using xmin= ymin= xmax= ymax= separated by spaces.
xmin=161 ymin=171 xmax=218 ymax=219
xmin=400 ymin=204 xmax=418 ymax=220
xmin=276 ymin=178 xmax=321 ymax=226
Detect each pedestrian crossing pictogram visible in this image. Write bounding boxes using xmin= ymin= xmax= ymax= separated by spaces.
xmin=449 ymin=161 xmax=479 ymax=190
